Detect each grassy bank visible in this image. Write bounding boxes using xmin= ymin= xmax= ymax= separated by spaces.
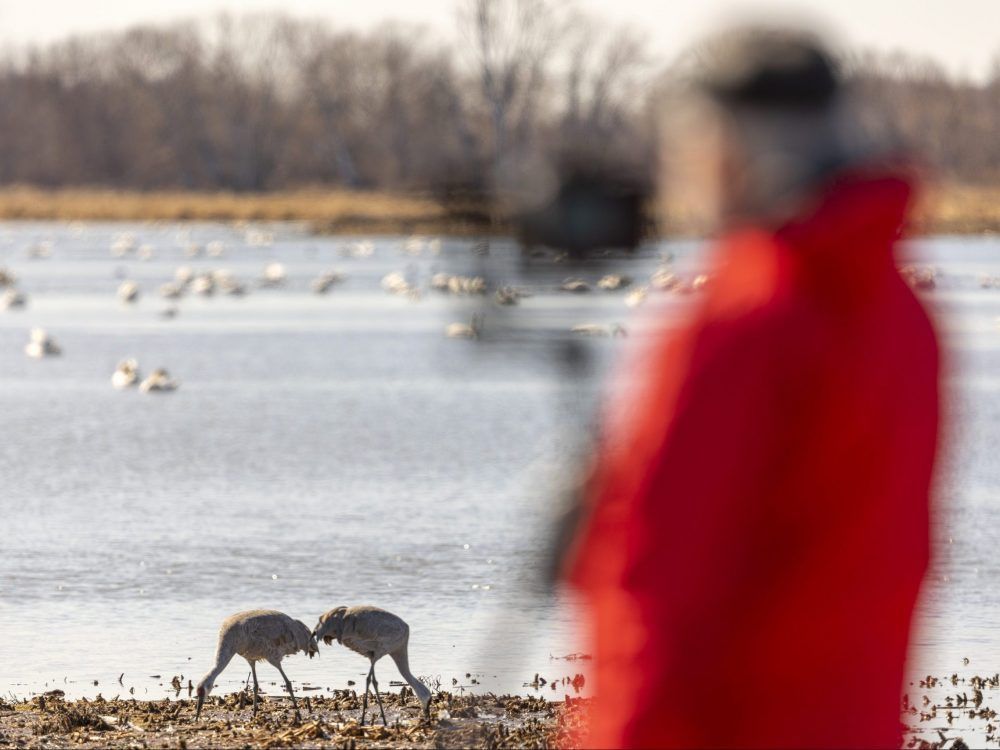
xmin=0 ymin=187 xmax=468 ymax=235
xmin=0 ymin=183 xmax=994 ymax=236
xmin=913 ymin=182 xmax=1000 ymax=235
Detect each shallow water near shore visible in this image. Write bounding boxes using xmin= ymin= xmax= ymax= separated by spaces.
xmin=0 ymin=223 xmax=999 ymax=717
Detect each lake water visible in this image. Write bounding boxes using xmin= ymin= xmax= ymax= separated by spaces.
xmin=0 ymin=223 xmax=998 ymax=712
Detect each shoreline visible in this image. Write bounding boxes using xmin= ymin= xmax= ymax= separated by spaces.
xmin=0 ymin=692 xmax=585 ymax=749
xmin=0 ymin=184 xmax=993 ymax=237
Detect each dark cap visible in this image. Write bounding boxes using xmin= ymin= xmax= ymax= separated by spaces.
xmin=696 ymin=27 xmax=840 ymax=110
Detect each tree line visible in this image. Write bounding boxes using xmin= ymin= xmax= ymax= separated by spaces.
xmin=0 ymin=4 xmax=995 ymax=194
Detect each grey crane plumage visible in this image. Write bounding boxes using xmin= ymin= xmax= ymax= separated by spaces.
xmin=195 ymin=609 xmax=318 ymax=721
xmin=313 ymin=605 xmax=432 ymax=725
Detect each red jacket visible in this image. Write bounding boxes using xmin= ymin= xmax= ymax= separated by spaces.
xmin=567 ymin=170 xmax=939 ymax=748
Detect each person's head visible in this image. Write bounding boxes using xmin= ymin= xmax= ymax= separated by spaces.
xmin=665 ymin=25 xmax=874 ymax=229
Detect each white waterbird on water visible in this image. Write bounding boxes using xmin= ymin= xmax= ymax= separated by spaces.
xmin=313 ymin=605 xmax=432 ymax=725
xmin=195 ymin=610 xmax=318 ymax=721
xmin=2 ymin=288 xmax=26 ymax=309
xmin=118 ymin=280 xmax=140 ymax=304
xmin=311 ymin=270 xmax=345 ymax=294
xmin=25 ymin=328 xmax=60 ymax=358
xmin=260 ymin=262 xmax=286 ymax=287
xmin=139 ymin=368 xmax=178 ymax=392
xmin=112 ymin=359 xmax=140 ymax=389
xmin=111 ymin=234 xmax=136 ymax=257
xmin=445 ymin=313 xmax=483 ymax=339
xmin=570 ymin=323 xmax=627 ymax=338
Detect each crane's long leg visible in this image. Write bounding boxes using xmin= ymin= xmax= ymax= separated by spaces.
xmin=274 ymin=662 xmax=301 ymax=721
xmin=360 ymin=665 xmax=371 ymax=726
xmin=250 ymin=662 xmax=260 ymax=717
xmin=370 ymin=659 xmax=387 ymax=726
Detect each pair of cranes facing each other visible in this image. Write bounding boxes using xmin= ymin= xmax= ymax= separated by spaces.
xmin=195 ymin=606 xmax=432 ymax=726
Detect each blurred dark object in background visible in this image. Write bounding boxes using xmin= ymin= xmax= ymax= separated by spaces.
xmin=515 ymin=161 xmax=652 ymax=259
xmin=430 ymin=176 xmax=495 ymax=232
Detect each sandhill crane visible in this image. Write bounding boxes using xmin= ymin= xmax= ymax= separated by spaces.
xmin=313 ymin=605 xmax=432 ymax=726
xmin=195 ymin=609 xmax=317 ymax=721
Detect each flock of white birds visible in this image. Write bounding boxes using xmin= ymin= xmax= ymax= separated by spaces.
xmin=1 ymin=228 xmax=718 ymax=393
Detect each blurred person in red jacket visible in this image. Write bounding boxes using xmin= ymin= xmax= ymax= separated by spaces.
xmin=565 ymin=27 xmax=940 ymax=749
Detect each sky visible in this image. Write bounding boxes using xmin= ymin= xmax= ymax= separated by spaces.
xmin=0 ymin=0 xmax=996 ymax=80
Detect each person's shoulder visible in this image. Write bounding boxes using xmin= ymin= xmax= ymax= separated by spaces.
xmin=685 ymin=239 xmax=824 ymax=386
xmin=696 ymin=230 xmax=813 ymax=345
xmin=699 ymin=228 xmax=805 ymax=325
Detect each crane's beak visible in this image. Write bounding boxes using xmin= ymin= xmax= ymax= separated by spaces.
xmin=195 ymin=693 xmax=204 ymax=721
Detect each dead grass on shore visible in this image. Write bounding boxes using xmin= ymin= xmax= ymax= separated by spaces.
xmin=0 ymin=186 xmax=462 ymax=234
xmin=0 ymin=690 xmax=586 ymax=749
xmin=0 ymin=182 xmax=994 ymax=237
xmin=913 ymin=182 xmax=1000 ymax=235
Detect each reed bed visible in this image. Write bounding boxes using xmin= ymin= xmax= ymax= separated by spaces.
xmin=0 ymin=183 xmax=994 ymax=236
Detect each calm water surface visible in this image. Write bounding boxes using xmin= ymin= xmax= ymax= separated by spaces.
xmin=0 ymin=223 xmax=997 ymax=705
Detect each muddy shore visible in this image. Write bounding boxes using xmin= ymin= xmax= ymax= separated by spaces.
xmin=0 ymin=691 xmax=585 ymax=749
xmin=5 ymin=666 xmax=1000 ymax=749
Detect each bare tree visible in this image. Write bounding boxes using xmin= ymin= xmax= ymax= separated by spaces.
xmin=459 ymin=0 xmax=563 ymax=178
xmin=0 ymin=12 xmax=990 ymax=192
